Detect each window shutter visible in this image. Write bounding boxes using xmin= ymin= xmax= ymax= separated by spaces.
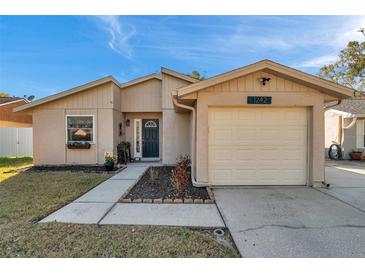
xmin=356 ymin=120 xmax=364 ymax=148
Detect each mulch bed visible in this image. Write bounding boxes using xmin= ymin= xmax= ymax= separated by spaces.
xmin=27 ymin=165 xmax=125 ymax=174
xmin=121 ymin=166 xmax=214 ymax=204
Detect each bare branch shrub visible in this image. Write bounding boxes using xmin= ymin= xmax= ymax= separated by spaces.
xmin=148 ymin=167 xmax=159 ymax=185
xmin=170 ymin=155 xmax=191 ymax=197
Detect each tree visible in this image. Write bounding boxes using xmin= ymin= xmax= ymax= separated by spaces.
xmin=188 ymin=70 xmax=203 ymax=80
xmin=24 ymin=95 xmax=35 ymax=101
xmin=319 ymin=30 xmax=365 ymax=96
xmin=0 ymin=92 xmax=10 ymax=97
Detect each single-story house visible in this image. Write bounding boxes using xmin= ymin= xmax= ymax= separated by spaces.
xmin=325 ymin=99 xmax=365 ymax=159
xmin=15 ymin=60 xmax=353 ymax=186
xmin=0 ymin=96 xmax=32 ymax=128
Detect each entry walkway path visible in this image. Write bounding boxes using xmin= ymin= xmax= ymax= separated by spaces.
xmin=40 ymin=162 xmax=224 ymax=228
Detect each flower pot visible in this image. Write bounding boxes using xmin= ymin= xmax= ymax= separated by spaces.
xmin=104 ymin=163 xmax=114 ymax=171
xmin=350 ymin=152 xmax=363 ymax=161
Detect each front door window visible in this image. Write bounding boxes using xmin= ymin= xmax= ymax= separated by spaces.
xmin=134 ymin=119 xmax=142 ymax=158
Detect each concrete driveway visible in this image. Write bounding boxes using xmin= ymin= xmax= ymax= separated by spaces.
xmin=213 ymin=163 xmax=365 ymax=257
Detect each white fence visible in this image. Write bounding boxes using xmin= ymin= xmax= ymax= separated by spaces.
xmin=0 ymin=128 xmax=33 ymax=157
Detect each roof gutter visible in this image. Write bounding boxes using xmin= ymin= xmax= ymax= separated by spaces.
xmin=171 ymin=95 xmax=208 ymax=187
xmin=324 ymin=99 xmax=342 ymax=110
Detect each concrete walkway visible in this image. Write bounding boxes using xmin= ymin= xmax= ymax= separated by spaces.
xmin=100 ymin=203 xmax=224 ymax=227
xmin=40 ymin=162 xmax=224 ymax=228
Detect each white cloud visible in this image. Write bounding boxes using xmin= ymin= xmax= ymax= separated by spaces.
xmin=297 ymin=54 xmax=338 ymax=68
xmin=97 ymin=16 xmax=136 ymax=59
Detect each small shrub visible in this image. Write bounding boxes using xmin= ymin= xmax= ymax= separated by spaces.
xmin=148 ymin=167 xmax=159 ymax=184
xmin=170 ymin=155 xmax=191 ymax=197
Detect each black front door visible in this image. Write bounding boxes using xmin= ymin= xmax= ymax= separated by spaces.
xmin=142 ymin=119 xmax=159 ymax=158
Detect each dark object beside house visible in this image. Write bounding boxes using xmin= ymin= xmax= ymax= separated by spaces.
xmin=29 ymin=165 xmax=121 ymax=173
xmin=67 ymin=142 xmax=91 ymax=149
xmin=117 ymin=141 xmax=131 ymax=164
xmin=104 ymin=162 xmax=114 ymax=171
xmin=328 ymin=144 xmax=342 ymax=160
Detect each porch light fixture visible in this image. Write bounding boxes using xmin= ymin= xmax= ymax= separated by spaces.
xmin=126 ymin=119 xmax=130 ymax=127
xmin=259 ymin=77 xmax=271 ymax=86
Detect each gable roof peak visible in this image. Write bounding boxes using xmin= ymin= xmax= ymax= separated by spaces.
xmin=177 ymin=60 xmax=353 ymax=99
xmin=161 ymin=67 xmax=200 ymax=83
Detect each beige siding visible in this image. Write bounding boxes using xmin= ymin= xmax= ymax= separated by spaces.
xmin=162 ymin=73 xmax=191 ymax=109
xmin=198 ymin=71 xmax=323 ymax=95
xmin=162 ymin=110 xmax=191 ymax=164
xmin=195 ymin=71 xmax=326 ymax=185
xmin=36 ymin=82 xmax=114 ymax=110
xmin=112 ymin=82 xmax=122 ymax=111
xmin=121 ymin=79 xmax=162 ymax=112
xmin=125 ymin=113 xmax=162 ymax=158
xmin=32 ymin=109 xmax=66 ymax=165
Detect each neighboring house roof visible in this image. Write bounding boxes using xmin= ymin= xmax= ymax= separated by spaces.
xmin=0 ymin=97 xmax=28 ymax=106
xmin=161 ymin=67 xmax=199 ymax=83
xmin=330 ymin=99 xmax=365 ymax=115
xmin=0 ymin=98 xmax=32 ymax=124
xmin=176 ymin=59 xmax=354 ymax=99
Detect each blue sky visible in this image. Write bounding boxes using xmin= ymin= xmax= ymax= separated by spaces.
xmin=0 ymin=15 xmax=364 ymax=99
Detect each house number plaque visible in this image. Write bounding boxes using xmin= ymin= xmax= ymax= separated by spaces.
xmin=247 ymin=96 xmax=272 ymax=104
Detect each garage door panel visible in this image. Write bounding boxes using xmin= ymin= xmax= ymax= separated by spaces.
xmin=209 ymin=107 xmax=307 ymax=186
xmin=237 ymin=128 xmax=256 ymax=141
xmin=236 ymin=149 xmax=257 ymax=160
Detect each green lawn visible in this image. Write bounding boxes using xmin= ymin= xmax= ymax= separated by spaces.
xmin=0 ymin=161 xmax=238 ymax=258
xmin=0 ymin=156 xmax=33 ymax=182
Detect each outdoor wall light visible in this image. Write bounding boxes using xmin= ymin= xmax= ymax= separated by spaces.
xmin=259 ymin=77 xmax=271 ymax=86
xmin=126 ymin=119 xmax=130 ymax=127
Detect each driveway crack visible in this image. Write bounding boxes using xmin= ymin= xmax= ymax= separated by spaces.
xmin=236 ymin=224 xmax=365 ymax=233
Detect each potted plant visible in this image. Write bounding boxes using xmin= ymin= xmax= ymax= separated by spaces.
xmin=349 ymin=150 xmax=363 ymax=161
xmin=104 ymin=152 xmax=116 ymax=171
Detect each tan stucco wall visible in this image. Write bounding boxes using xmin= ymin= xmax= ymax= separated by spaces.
xmin=195 ymin=71 xmax=326 ymax=185
xmin=121 ymin=79 xmax=162 ymax=112
xmin=325 ymin=110 xmax=340 ymax=149
xmin=124 ymin=112 xmax=163 ymax=158
xmin=32 ymin=109 xmax=66 ymax=165
xmin=162 ymin=109 xmax=191 ymax=164
xmin=31 ymin=83 xmax=117 ymax=165
xmin=161 ymin=73 xmax=192 ymax=164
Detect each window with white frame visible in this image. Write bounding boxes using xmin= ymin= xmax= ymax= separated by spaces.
xmin=66 ymin=116 xmax=94 ymax=142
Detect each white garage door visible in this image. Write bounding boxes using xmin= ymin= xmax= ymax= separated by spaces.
xmin=208 ymin=107 xmax=308 ymax=185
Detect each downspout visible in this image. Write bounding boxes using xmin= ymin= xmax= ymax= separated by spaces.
xmin=172 ymin=95 xmax=207 ymax=187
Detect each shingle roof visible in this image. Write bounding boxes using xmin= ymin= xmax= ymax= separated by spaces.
xmin=331 ymin=99 xmax=365 ymax=114
xmin=0 ymin=96 xmax=24 ymax=105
